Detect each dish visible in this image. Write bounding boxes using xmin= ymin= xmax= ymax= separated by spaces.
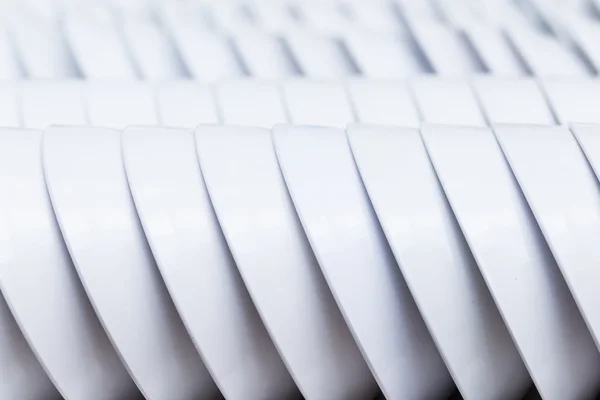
xmin=351 ymin=124 xmax=527 ymax=399
xmin=195 ymin=125 xmax=368 ymax=399
xmin=0 ymin=128 xmax=138 ymax=399
xmin=346 ymin=80 xmax=420 ymax=126
xmin=423 ymin=124 xmax=598 ymax=399
xmin=156 ymin=81 xmax=220 ymax=128
xmin=42 ymin=125 xmax=218 ymax=400
xmin=495 ymin=124 xmax=600 ymax=368
xmin=409 ymin=78 xmax=487 ymax=126
xmin=122 ymin=126 xmax=294 ymax=400
xmin=215 ymin=81 xmax=288 ymax=128
xmin=85 ymin=81 xmax=158 ymax=128
xmin=471 ymin=77 xmax=555 ymax=124
xmin=281 ymin=80 xmax=355 ymax=126
xmin=273 ymin=124 xmax=448 ymax=399
xmin=21 ymin=81 xmax=88 ymax=128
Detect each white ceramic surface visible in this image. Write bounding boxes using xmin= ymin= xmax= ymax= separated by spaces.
xmin=120 ymin=15 xmax=186 ymax=79
xmin=297 ymin=2 xmax=353 ymax=35
xmin=42 ymin=126 xmax=219 ymax=400
xmin=346 ymin=80 xmax=420 ymax=126
xmin=281 ymin=80 xmax=355 ymax=126
xmin=471 ymin=77 xmax=555 ymax=124
xmin=563 ymin=14 xmax=600 ymax=74
xmin=431 ymin=0 xmax=479 ymax=28
xmin=231 ymin=29 xmax=297 ymax=79
xmin=409 ymin=78 xmax=487 ymax=126
xmin=421 ymin=124 xmax=600 ymax=400
xmin=215 ymin=81 xmax=288 ymax=128
xmin=209 ymin=2 xmax=256 ymax=32
xmin=407 ymin=19 xmax=482 ymax=76
xmin=251 ymin=1 xmax=300 ymax=33
xmin=85 ymin=81 xmax=158 ymax=128
xmin=0 ymin=128 xmax=139 ymax=400
xmin=0 ymin=27 xmax=23 ymax=79
xmin=506 ymin=26 xmax=588 ymax=78
xmin=346 ymin=1 xmax=403 ymax=34
xmin=195 ymin=125 xmax=371 ymax=400
xmin=21 ymin=81 xmax=88 ymax=128
xmin=0 ymin=83 xmax=21 ymax=127
xmin=284 ymin=33 xmax=355 ymax=79
xmin=350 ymin=124 xmax=529 ymax=400
xmin=494 ymin=124 xmax=600 ymax=361
xmin=156 ymin=81 xmax=220 ymax=128
xmin=64 ymin=8 xmax=137 ymax=78
xmin=0 ymin=132 xmax=61 ymax=400
xmin=122 ymin=126 xmax=293 ymax=400
xmin=273 ymin=124 xmax=451 ymax=400
xmin=541 ymin=79 xmax=600 ymax=124
xmin=12 ymin=12 xmax=78 ymax=78
xmin=463 ymin=25 xmax=525 ymax=76
xmin=0 ymin=292 xmax=59 ymax=399
xmin=343 ymin=31 xmax=421 ymax=79
xmin=163 ymin=19 xmax=244 ymax=81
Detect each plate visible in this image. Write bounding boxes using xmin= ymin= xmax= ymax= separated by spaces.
xmin=120 ymin=15 xmax=185 ymax=79
xmin=0 ymin=27 xmax=23 ymax=78
xmin=0 ymin=128 xmax=138 ymax=399
xmin=342 ymin=30 xmax=421 ymax=79
xmin=12 ymin=12 xmax=78 ymax=78
xmin=405 ymin=19 xmax=482 ymax=76
xmin=495 ymin=124 xmax=600 ymax=364
xmin=215 ymin=81 xmax=288 ymax=128
xmin=122 ymin=126 xmax=295 ymax=400
xmin=273 ymin=124 xmax=449 ymax=399
xmin=156 ymin=81 xmax=219 ymax=128
xmin=160 ymin=8 xmax=243 ymax=81
xmin=462 ymin=25 xmax=525 ymax=76
xmin=21 ymin=81 xmax=88 ymax=128
xmin=346 ymin=80 xmax=420 ymax=126
xmin=0 ymin=83 xmax=20 ymax=127
xmin=281 ymin=80 xmax=355 ymax=126
xmin=350 ymin=123 xmax=528 ymax=399
xmin=284 ymin=33 xmax=355 ymax=79
xmin=85 ymin=81 xmax=158 ymax=128
xmin=541 ymin=79 xmax=600 ymax=124
xmin=471 ymin=77 xmax=555 ymax=124
xmin=63 ymin=8 xmax=137 ymax=78
xmin=423 ymin=124 xmax=599 ymax=399
xmin=0 ymin=293 xmax=58 ymax=399
xmin=230 ymin=29 xmax=297 ymax=79
xmin=42 ymin=125 xmax=219 ymax=400
xmin=505 ymin=27 xmax=587 ymax=78
xmin=409 ymin=78 xmax=487 ymax=126
xmin=195 ymin=125 xmax=369 ymax=399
